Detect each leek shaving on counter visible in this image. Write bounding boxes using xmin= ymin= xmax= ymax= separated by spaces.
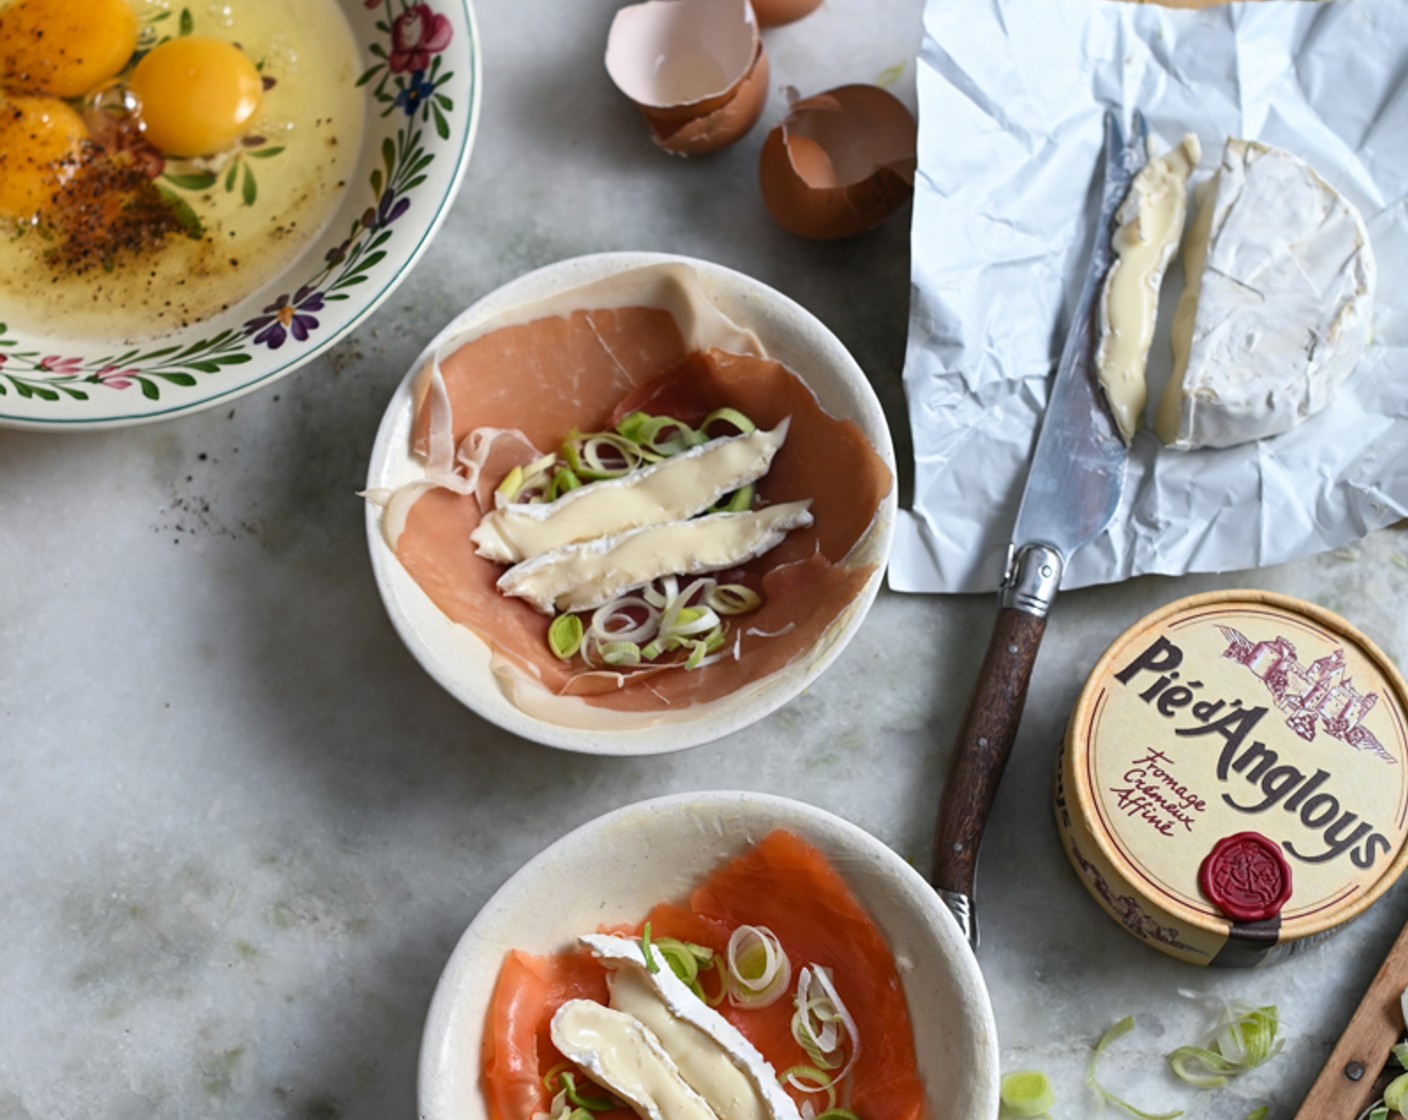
xmin=1167 ymin=1003 xmax=1283 ymax=1089
xmin=1000 ymin=1069 xmax=1055 ymax=1117
xmin=1088 ymin=1017 xmax=1183 ymax=1120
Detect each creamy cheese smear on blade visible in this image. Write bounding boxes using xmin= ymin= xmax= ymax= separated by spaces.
xmin=1155 ymin=137 xmax=1376 ymax=450
xmin=1095 ymin=134 xmax=1200 ymax=443
xmin=471 ymin=421 xmax=792 ymax=564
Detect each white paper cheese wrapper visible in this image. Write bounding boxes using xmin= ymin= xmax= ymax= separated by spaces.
xmin=892 ymin=0 xmax=1408 ymax=595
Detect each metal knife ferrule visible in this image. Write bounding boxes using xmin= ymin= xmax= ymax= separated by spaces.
xmin=936 ymin=887 xmax=978 ymax=949
xmin=1000 ymin=542 xmax=1064 ymax=618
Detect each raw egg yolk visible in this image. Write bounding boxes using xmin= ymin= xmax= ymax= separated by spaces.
xmin=0 ymin=95 xmax=88 ymax=220
xmin=128 ymin=37 xmax=263 ymax=158
xmin=0 ymin=0 xmax=139 ymax=98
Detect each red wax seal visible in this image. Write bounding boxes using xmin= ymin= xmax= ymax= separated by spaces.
xmin=1198 ymin=832 xmax=1293 ymax=923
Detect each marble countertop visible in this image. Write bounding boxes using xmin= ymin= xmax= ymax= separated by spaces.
xmin=3 ymin=1 xmax=1407 ymax=1118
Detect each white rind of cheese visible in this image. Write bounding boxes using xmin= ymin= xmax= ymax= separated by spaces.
xmin=581 ymin=934 xmax=802 ymax=1120
xmin=470 ymin=420 xmax=792 ymax=564
xmin=1155 ymin=137 xmax=1376 ymax=451
xmin=550 ymin=999 xmax=723 ymax=1120
xmin=1095 ymin=133 xmax=1201 ymax=443
xmin=496 ymin=501 xmax=814 ymax=614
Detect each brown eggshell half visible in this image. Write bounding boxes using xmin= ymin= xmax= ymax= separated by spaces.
xmin=605 ymin=0 xmax=768 ymax=156
xmin=758 ymin=84 xmax=918 ymax=239
xmin=643 ymin=45 xmax=769 ymax=158
xmin=751 ymin=0 xmax=824 ymax=28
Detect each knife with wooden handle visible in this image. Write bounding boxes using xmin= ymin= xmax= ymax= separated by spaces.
xmin=931 ymin=109 xmax=1148 ymax=948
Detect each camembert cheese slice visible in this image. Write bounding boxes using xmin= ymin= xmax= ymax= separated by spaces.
xmin=551 ymin=1000 xmax=722 ymax=1120
xmin=1095 ymin=134 xmax=1200 ymax=443
xmin=471 ymin=421 xmax=792 ymax=564
xmin=582 ymin=934 xmax=802 ymax=1120
xmin=496 ymin=501 xmax=814 ymax=614
xmin=1155 ymin=138 xmax=1376 ymax=451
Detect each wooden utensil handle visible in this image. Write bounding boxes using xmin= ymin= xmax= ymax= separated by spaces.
xmin=932 ymin=605 xmax=1047 ymax=896
xmin=1294 ymin=915 xmax=1408 ymax=1120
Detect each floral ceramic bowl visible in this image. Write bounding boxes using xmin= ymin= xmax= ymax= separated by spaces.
xmin=0 ymin=0 xmax=480 ymax=430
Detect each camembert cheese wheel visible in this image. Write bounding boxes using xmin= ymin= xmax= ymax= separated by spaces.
xmin=1055 ymin=591 xmax=1408 ymax=966
xmin=1156 ymin=138 xmax=1376 ymax=451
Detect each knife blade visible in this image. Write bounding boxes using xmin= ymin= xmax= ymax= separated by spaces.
xmin=931 ymin=109 xmax=1148 ymax=948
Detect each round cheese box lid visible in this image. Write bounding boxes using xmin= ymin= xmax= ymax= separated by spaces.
xmin=1056 ymin=590 xmax=1408 ymax=966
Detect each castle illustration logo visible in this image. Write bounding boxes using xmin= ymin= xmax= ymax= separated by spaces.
xmin=1216 ymin=625 xmax=1396 ymax=765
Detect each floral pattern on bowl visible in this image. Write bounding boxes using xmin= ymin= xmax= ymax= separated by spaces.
xmin=0 ymin=0 xmax=480 ymax=430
